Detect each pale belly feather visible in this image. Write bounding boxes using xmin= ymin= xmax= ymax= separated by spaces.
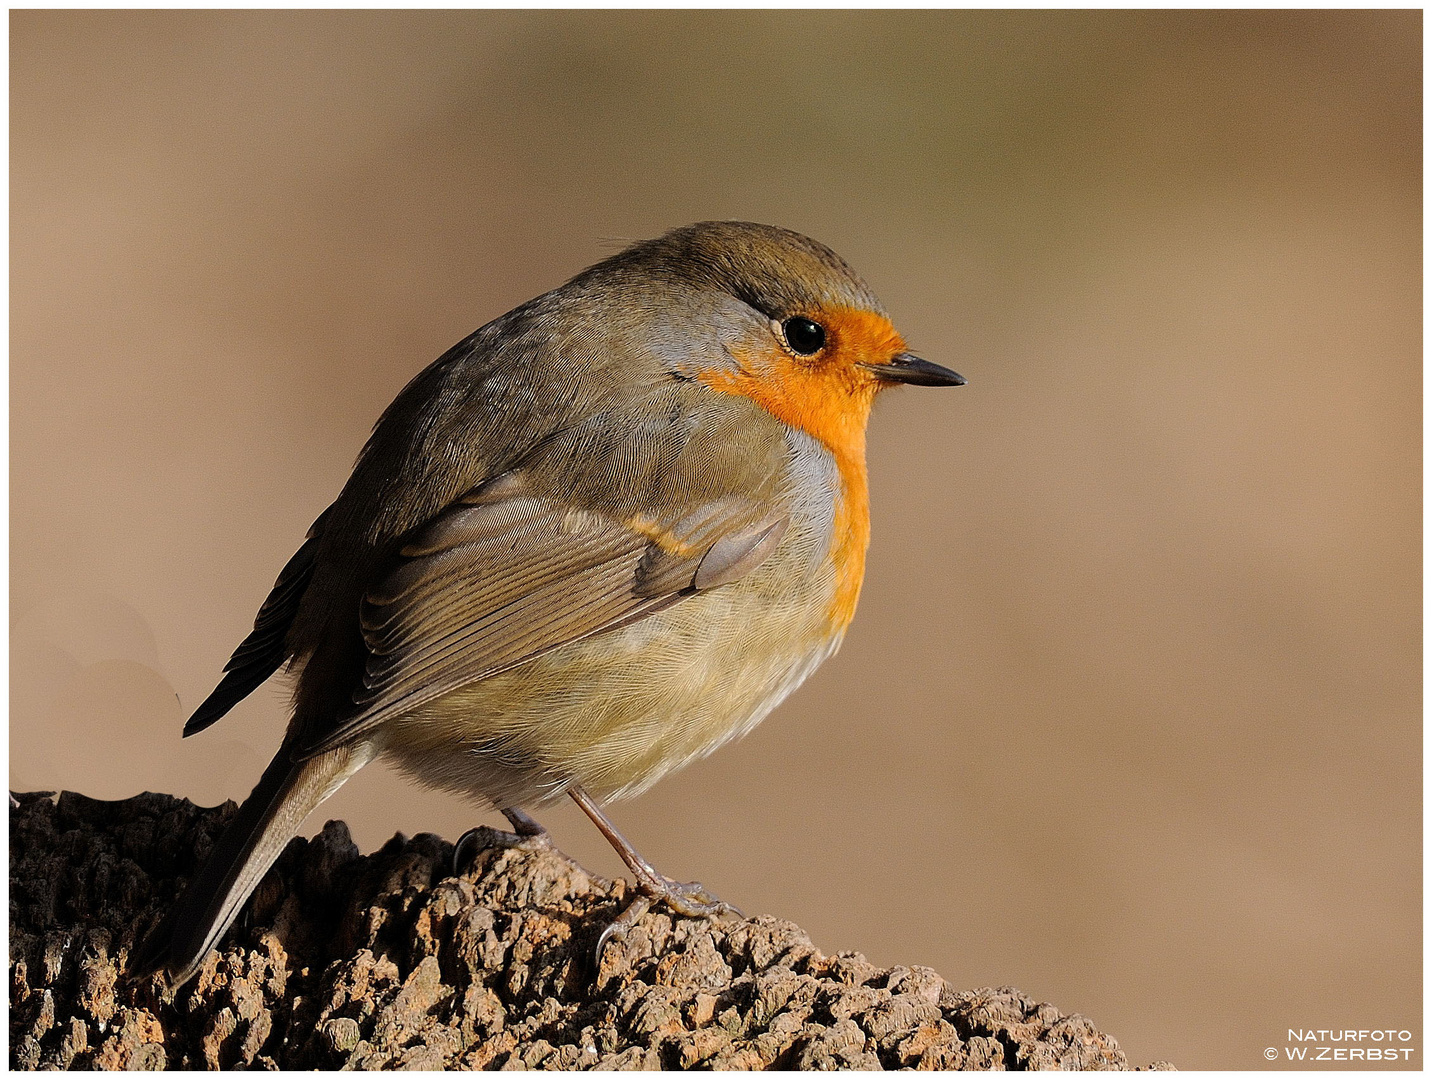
xmin=375 ymin=428 xmax=846 ymax=810
xmin=376 ymin=543 xmax=839 ymax=808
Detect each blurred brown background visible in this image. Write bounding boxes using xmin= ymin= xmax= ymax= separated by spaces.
xmin=11 ymin=10 xmax=1420 ymax=1069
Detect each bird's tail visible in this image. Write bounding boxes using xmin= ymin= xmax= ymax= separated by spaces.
xmin=131 ymin=738 xmax=373 ymax=987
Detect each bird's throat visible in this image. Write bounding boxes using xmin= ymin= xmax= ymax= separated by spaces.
xmin=697 ymin=364 xmax=873 ymax=631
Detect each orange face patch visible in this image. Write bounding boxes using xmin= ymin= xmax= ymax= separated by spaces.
xmin=697 ymin=307 xmax=908 ymax=630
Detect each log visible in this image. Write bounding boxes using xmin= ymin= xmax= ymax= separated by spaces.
xmin=9 ymin=790 xmax=1171 ymax=1070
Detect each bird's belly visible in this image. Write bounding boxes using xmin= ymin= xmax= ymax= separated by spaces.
xmin=377 ymin=557 xmax=840 ymax=809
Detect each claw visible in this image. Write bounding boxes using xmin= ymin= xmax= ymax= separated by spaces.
xmin=592 ymin=879 xmax=742 ymax=966
xmin=594 ymin=895 xmax=651 ymax=965
xmin=658 ymin=879 xmax=743 ymax=919
xmin=452 ymin=827 xmax=494 ymax=875
xmin=453 ymin=809 xmax=553 ymax=876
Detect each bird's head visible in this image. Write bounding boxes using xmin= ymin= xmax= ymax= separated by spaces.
xmin=584 ymin=221 xmax=964 ymax=460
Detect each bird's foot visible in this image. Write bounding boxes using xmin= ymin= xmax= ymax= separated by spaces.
xmin=563 ymin=785 xmax=742 ymax=965
xmin=453 ymin=807 xmax=553 ymax=875
xmin=596 ymin=873 xmax=742 ymax=961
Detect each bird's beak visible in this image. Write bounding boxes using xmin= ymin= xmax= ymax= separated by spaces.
xmin=859 ymin=352 xmax=967 ymax=387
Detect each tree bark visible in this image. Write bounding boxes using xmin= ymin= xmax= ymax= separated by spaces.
xmin=10 ymin=790 xmax=1171 ymax=1070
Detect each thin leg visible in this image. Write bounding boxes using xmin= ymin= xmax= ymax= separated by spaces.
xmin=501 ymin=806 xmax=548 ymax=837
xmin=568 ymin=785 xmax=741 ymax=958
xmin=453 ymin=806 xmax=553 ymax=875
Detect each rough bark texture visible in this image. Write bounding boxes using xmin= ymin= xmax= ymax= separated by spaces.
xmin=10 ymin=790 xmax=1171 ymax=1070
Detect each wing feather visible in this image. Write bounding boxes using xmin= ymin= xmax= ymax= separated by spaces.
xmin=298 ymin=484 xmax=789 ymax=757
xmin=183 ymin=518 xmax=327 ymax=737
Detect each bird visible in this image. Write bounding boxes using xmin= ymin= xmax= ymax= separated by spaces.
xmin=132 ymin=220 xmax=965 ymax=987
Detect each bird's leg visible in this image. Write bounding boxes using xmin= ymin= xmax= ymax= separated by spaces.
xmin=501 ymin=806 xmax=550 ymax=839
xmin=453 ymin=806 xmax=554 ymax=874
xmin=567 ymin=785 xmax=741 ymax=958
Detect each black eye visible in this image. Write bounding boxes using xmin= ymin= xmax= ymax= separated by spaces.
xmin=781 ymin=317 xmax=826 ymax=356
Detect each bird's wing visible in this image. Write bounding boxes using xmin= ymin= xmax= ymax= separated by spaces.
xmin=298 ymin=473 xmax=786 ymax=757
xmin=183 ymin=508 xmax=331 ymax=737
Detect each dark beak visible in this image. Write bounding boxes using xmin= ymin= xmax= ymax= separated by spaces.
xmin=860 ymin=353 xmax=967 ymax=387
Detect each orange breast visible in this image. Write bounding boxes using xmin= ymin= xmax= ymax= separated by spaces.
xmin=698 ymin=307 xmax=905 ymax=630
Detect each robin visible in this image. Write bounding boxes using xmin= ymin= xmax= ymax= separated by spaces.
xmin=134 ymin=221 xmax=964 ymax=987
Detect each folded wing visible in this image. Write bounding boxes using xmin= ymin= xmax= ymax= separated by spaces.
xmin=299 ymin=474 xmax=786 ymax=756
xmin=183 ymin=511 xmax=330 ymax=737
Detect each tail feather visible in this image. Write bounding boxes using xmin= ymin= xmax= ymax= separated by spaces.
xmin=131 ymin=738 xmax=372 ymax=987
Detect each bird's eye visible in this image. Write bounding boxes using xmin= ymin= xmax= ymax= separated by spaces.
xmin=780 ymin=317 xmax=826 ymax=356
